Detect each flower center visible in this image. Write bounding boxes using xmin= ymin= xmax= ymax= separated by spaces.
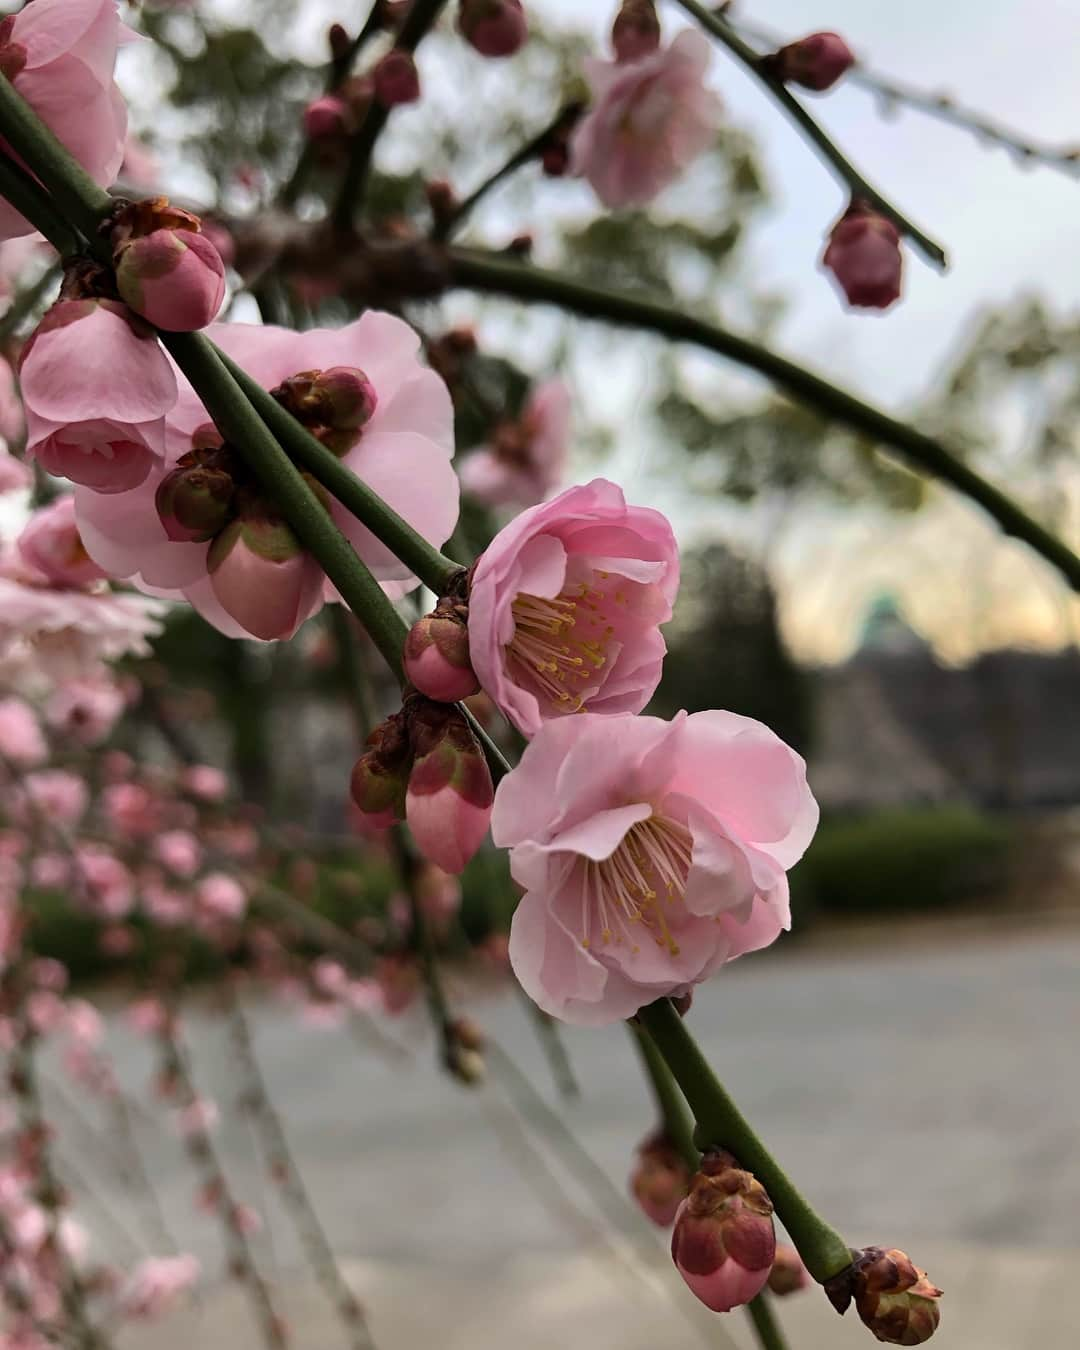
xmin=507 ymin=571 xmax=624 ymax=713
xmin=579 ymin=814 xmax=692 ymax=956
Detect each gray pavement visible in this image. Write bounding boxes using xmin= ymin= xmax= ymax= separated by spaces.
xmin=41 ymin=923 xmax=1080 ymax=1348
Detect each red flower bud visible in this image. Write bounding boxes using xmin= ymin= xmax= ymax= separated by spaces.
xmin=629 ymin=1130 xmax=691 ymax=1227
xmin=612 ymin=0 xmax=660 ymax=63
xmin=403 ymin=611 xmax=479 ymax=703
xmin=304 ymin=94 xmax=351 ymax=141
xmin=111 ymin=200 xmax=226 ymax=333
xmin=767 ymin=1245 xmax=810 ymax=1297
xmin=155 ymin=461 xmax=236 ymax=543
xmin=772 ymin=32 xmax=854 ymax=92
xmin=373 ymin=49 xmax=421 ymax=106
xmin=458 ymin=0 xmax=527 ymax=58
xmin=822 ymin=200 xmax=903 ymax=310
xmin=670 ymin=1151 xmax=775 ymax=1313
xmin=405 ymin=702 xmax=493 ymax=873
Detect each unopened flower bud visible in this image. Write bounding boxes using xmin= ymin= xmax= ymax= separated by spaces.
xmin=670 ymin=1151 xmax=776 ymax=1313
xmin=328 ymin=22 xmax=351 ymax=59
xmin=155 ymin=461 xmax=235 ymax=543
xmin=349 ymin=713 xmax=412 ymax=827
xmin=612 ymin=0 xmax=660 ymax=63
xmin=771 ymin=32 xmax=854 ymax=92
xmin=767 ymin=1245 xmax=810 ymax=1297
xmin=842 ymin=1247 xmax=942 ymax=1345
xmin=458 ymin=0 xmax=528 ymax=58
xmin=406 ymin=702 xmax=493 ymax=873
xmin=630 ymin=1130 xmax=691 ymax=1227
xmin=404 ymin=610 xmax=479 ymax=702
xmin=111 ymin=199 xmax=226 ymax=333
xmin=349 ymin=752 xmax=408 ymax=828
xmin=373 ymin=49 xmax=421 ymax=106
xmin=304 ymin=94 xmax=351 ymax=141
xmin=822 ymin=200 xmax=903 ymax=310
xmin=207 ymin=510 xmax=323 ymax=641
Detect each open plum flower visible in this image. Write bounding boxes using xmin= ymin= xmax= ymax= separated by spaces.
xmin=0 ymin=0 xmax=131 ymax=240
xmin=459 ymin=380 xmax=570 ymax=509
xmin=468 ymin=478 xmax=678 ymax=737
xmin=19 ymin=298 xmax=177 ymax=493
xmin=74 ymin=311 xmax=458 ymax=640
xmin=571 ymin=29 xmax=722 ymax=209
xmin=492 ymin=709 xmax=818 ymax=1025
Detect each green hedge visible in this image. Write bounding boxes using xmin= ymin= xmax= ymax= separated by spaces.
xmin=795 ymin=807 xmax=1014 ymax=916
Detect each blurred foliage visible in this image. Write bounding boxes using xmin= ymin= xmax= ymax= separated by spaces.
xmin=798 ymin=807 xmax=1014 ymax=917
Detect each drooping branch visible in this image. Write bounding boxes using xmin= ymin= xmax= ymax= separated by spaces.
xmin=332 ymin=0 xmax=451 ymax=229
xmin=446 ymin=246 xmax=1080 ymax=592
xmin=670 ymin=0 xmax=947 ymax=268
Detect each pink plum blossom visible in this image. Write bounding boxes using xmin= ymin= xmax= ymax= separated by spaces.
xmin=459 ymin=380 xmax=570 ymax=509
xmin=0 ymin=557 xmax=163 ymax=682
xmin=74 ymin=845 xmax=134 ymax=919
xmin=75 ymin=312 xmax=458 ymax=640
xmin=177 ymin=1097 xmax=219 ymax=1137
xmin=491 ymin=709 xmax=818 ymax=1024
xmin=44 ymin=675 xmax=125 ymax=744
xmin=121 ymin=1254 xmax=200 ymax=1319
xmin=18 ymin=496 xmax=107 ymax=587
xmin=18 ymin=769 xmax=89 ymax=827
xmin=196 ymin=872 xmax=246 ymax=921
xmin=152 ymin=829 xmax=201 ymax=878
xmin=467 ymin=478 xmax=678 ymax=737
xmin=0 ymin=0 xmax=130 ymax=240
xmin=181 ymin=763 xmax=228 ymax=801
xmin=0 ymin=698 xmax=47 ymax=767
xmin=19 ymin=299 xmax=177 ymax=493
xmin=571 ymin=30 xmax=722 ymax=208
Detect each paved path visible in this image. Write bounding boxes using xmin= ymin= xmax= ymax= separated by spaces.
xmin=42 ymin=926 xmax=1080 ymax=1348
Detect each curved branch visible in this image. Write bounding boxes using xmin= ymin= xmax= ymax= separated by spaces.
xmin=446 ymin=246 xmax=1080 ymax=592
xmin=671 ymin=0 xmax=947 ymax=268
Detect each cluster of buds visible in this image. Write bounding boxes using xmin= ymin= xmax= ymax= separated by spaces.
xmin=823 ymin=198 xmax=904 ymax=310
xmin=458 ymin=0 xmax=528 ymax=58
xmin=629 ymin=1129 xmax=691 ymax=1227
xmin=764 ymin=31 xmax=855 ymax=92
xmin=108 ymin=197 xmax=226 ymax=333
xmin=403 ymin=586 xmax=479 ymax=704
xmin=271 ymin=366 xmax=378 ymax=457
xmin=155 ymin=425 xmax=327 ymax=641
xmin=612 ymin=0 xmax=660 ymax=64
xmin=826 ymin=1247 xmax=942 ymax=1345
xmin=350 ymin=698 xmax=494 ymax=873
xmin=670 ymin=1151 xmax=776 ymax=1312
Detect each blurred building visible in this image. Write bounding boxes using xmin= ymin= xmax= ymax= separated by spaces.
xmin=811 ymin=594 xmax=1080 ymax=812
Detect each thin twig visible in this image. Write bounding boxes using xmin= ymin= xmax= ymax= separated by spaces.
xmin=671 ymin=0 xmax=947 ymax=267
xmin=447 ymin=247 xmax=1080 ymax=592
xmin=227 ymin=989 xmax=376 ymax=1350
xmin=728 ymin=9 xmax=1080 ymax=181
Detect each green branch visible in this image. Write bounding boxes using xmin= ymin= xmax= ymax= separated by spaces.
xmin=671 ymin=0 xmax=946 ymax=268
xmin=637 ymin=998 xmax=851 ymax=1285
xmin=333 ymin=0 xmax=451 ymax=229
xmin=447 ymin=247 xmax=1080 ymax=592
xmin=0 ymin=150 xmax=79 ymax=256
